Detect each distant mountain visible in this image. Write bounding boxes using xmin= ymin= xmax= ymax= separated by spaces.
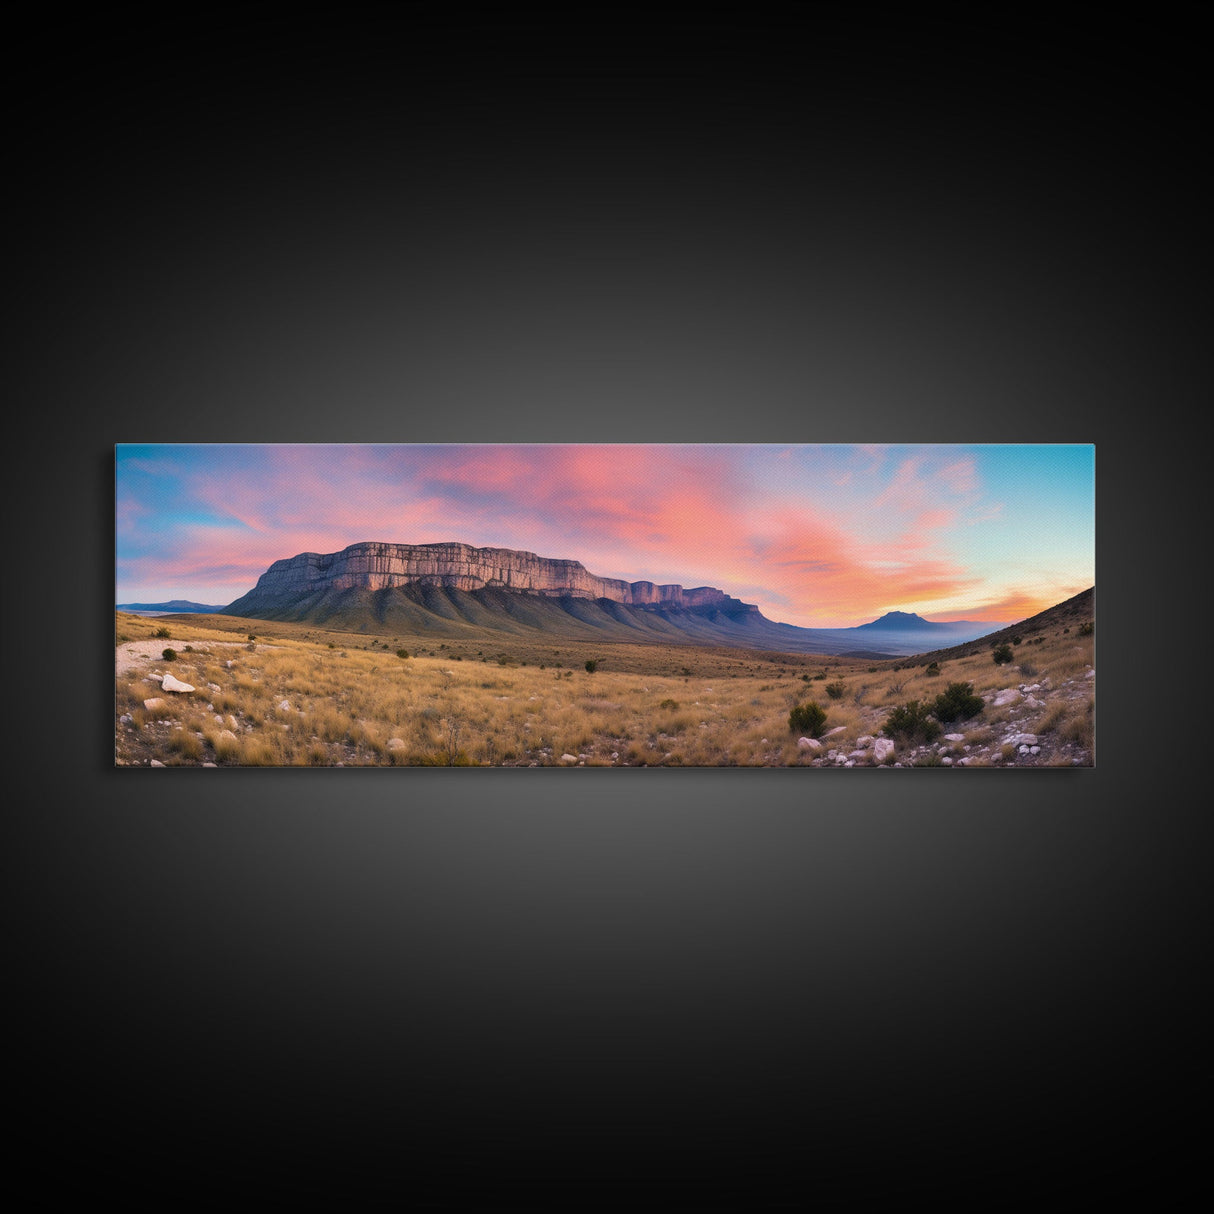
xmin=116 ymin=600 xmax=228 ymax=613
xmin=856 ymin=610 xmax=1006 ymax=634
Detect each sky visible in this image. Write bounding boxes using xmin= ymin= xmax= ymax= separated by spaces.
xmin=115 ymin=444 xmax=1095 ymax=628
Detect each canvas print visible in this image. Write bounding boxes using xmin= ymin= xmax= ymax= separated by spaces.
xmin=115 ymin=444 xmax=1095 ymax=768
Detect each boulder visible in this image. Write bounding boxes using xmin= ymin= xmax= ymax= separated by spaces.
xmin=162 ymin=673 xmax=195 ymax=693
xmin=143 ymin=697 xmax=166 ymax=711
xmin=993 ymin=689 xmax=1021 ymax=707
xmin=873 ymin=738 xmax=895 ymax=764
xmin=797 ymin=737 xmax=822 ymax=751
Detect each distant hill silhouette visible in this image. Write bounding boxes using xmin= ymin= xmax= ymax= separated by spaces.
xmin=856 ymin=610 xmax=1001 ymax=632
xmin=116 ymin=600 xmax=229 ymax=613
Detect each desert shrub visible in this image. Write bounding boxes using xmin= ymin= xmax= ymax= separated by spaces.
xmin=161 ymin=648 xmax=177 ymax=661
xmin=925 ymin=661 xmax=940 ymax=676
xmin=1078 ymin=621 xmax=1094 ymax=636
xmin=585 ymin=660 xmax=599 ymax=674
xmin=825 ymin=681 xmax=846 ymax=700
xmin=155 ymin=627 xmax=171 ymax=639
xmin=788 ymin=701 xmax=828 ymax=737
xmin=659 ymin=699 xmax=680 ymax=710
xmin=912 ymin=751 xmax=945 ymax=767
xmin=882 ymin=700 xmax=942 ymax=744
xmin=1012 ymin=636 xmax=1023 ymax=645
xmin=1018 ymin=661 xmax=1037 ymax=677
xmin=929 ymin=681 xmax=983 ymax=723
xmin=992 ymin=644 xmax=1014 ymax=665
xmin=396 ymin=648 xmax=409 ymax=659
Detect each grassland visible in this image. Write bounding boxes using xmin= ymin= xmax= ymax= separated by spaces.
xmin=115 ymin=603 xmax=1095 ymax=768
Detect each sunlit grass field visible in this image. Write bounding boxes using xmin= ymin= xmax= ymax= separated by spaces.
xmin=115 ymin=610 xmax=1094 ymax=767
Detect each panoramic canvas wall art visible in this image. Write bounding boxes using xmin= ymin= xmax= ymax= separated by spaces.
xmin=115 ymin=443 xmax=1095 ymax=769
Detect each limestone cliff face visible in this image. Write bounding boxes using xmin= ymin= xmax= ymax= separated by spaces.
xmin=231 ymin=541 xmax=743 ymax=611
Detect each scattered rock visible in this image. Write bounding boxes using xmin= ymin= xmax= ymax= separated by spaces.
xmin=943 ymin=733 xmax=965 ymax=743
xmin=278 ymin=699 xmax=292 ymax=711
xmin=856 ymin=735 xmax=873 ymax=749
xmin=161 ymin=673 xmax=194 ymax=692
xmin=873 ymin=738 xmax=895 ymax=764
xmin=387 ymin=738 xmax=406 ymax=751
xmin=143 ymin=697 xmax=165 ymax=711
xmin=993 ymin=689 xmax=1021 ymax=707
xmin=824 ymin=726 xmax=846 ymax=738
xmin=560 ymin=753 xmax=579 ymax=764
xmin=797 ymin=737 xmax=822 ymax=751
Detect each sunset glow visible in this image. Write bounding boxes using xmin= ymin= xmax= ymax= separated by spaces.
xmin=115 ymin=444 xmax=1095 ymax=628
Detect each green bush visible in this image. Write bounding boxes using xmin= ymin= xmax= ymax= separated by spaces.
xmin=825 ymin=681 xmax=846 ymax=700
xmin=788 ymin=701 xmax=828 ymax=737
xmin=659 ymin=699 xmax=680 ymax=711
xmin=155 ymin=627 xmax=171 ymax=639
xmin=161 ymin=648 xmax=177 ymax=661
xmin=1078 ymin=621 xmax=1094 ymax=636
xmin=585 ymin=660 xmax=599 ymax=674
xmin=925 ymin=661 xmax=940 ymax=676
xmin=992 ymin=643 xmax=1014 ymax=665
xmin=882 ymin=701 xmax=942 ymax=744
xmin=929 ymin=681 xmax=983 ymax=723
xmin=396 ymin=648 xmax=409 ymax=659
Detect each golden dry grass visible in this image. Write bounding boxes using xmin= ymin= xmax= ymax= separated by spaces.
xmin=115 ymin=610 xmax=1095 ymax=767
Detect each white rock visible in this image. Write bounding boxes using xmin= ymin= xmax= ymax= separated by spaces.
xmin=944 ymin=733 xmax=966 ymax=743
xmin=202 ymin=762 xmax=217 ymax=767
xmin=1030 ymin=746 xmax=1040 ymax=754
xmin=226 ymin=715 xmax=239 ymax=730
xmin=941 ymin=756 xmax=953 ymax=765
xmin=1085 ymin=669 xmax=1095 ymax=679
xmin=847 ymin=749 xmax=867 ymax=761
xmin=1023 ymin=696 xmax=1045 ymax=709
xmin=824 ymin=726 xmax=846 ymax=737
xmin=143 ymin=697 xmax=165 ymax=711
xmin=873 ymin=738 xmax=895 ymax=764
xmin=150 ymin=760 xmax=165 ymax=767
xmin=856 ymin=735 xmax=873 ymax=749
xmin=797 ymin=737 xmax=822 ymax=751
xmin=387 ymin=738 xmax=406 ymax=750
xmin=120 ymin=713 xmax=133 ymax=725
xmin=993 ymin=689 xmax=1021 ymax=707
xmin=1019 ymin=744 xmax=1030 ymax=754
xmin=207 ymin=683 xmax=221 ymax=692
xmin=278 ymin=699 xmax=292 ymax=711
xmin=217 ymin=729 xmax=238 ymax=744
xmin=560 ymin=753 xmax=578 ymax=764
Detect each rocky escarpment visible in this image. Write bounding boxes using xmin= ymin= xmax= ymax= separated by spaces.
xmin=227 ymin=541 xmax=748 ymax=615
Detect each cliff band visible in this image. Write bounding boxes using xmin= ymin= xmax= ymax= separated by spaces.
xmin=228 ymin=541 xmax=745 ymax=613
